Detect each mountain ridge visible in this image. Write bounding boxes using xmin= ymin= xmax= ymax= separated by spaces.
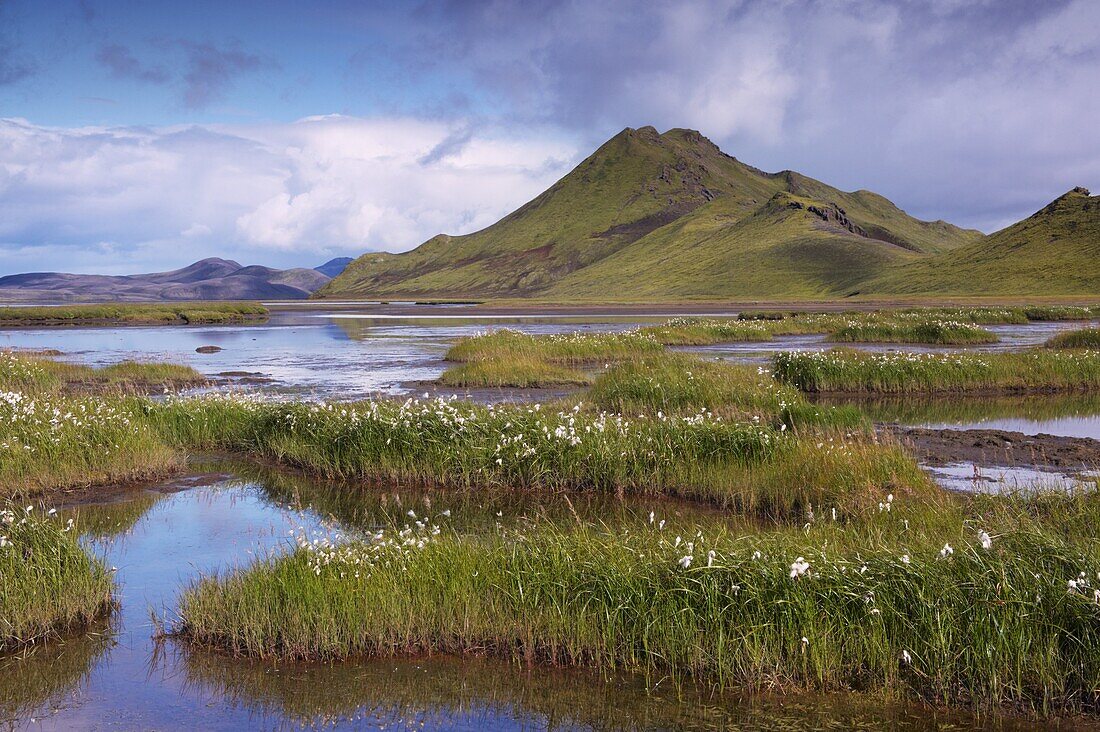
xmin=317 ymin=126 xmax=985 ymax=300
xmin=865 ymin=187 xmax=1100 ymax=296
xmin=0 ymin=258 xmax=332 ymax=303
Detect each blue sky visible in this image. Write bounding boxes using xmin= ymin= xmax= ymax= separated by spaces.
xmin=1 ymin=0 xmax=1098 ymax=274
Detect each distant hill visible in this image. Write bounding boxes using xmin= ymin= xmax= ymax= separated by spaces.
xmin=865 ymin=187 xmax=1100 ymax=296
xmin=317 ymin=126 xmax=983 ymax=301
xmin=314 ymin=257 xmax=354 ymax=278
xmin=0 ymin=258 xmax=331 ymax=303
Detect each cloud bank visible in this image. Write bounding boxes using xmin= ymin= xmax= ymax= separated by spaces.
xmin=0 ymin=116 xmax=576 ymax=273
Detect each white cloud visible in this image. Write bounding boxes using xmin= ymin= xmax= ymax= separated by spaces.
xmin=0 ymin=115 xmax=578 ymax=273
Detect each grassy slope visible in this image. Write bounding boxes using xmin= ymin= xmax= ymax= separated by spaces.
xmin=545 ymin=193 xmax=922 ymax=299
xmin=318 ymin=128 xmax=979 ymax=300
xmin=867 ymin=188 xmax=1100 ymax=295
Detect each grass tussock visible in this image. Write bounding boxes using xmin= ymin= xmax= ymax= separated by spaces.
xmin=143 ymin=393 xmax=918 ymax=515
xmin=0 ymin=504 xmax=113 ymax=650
xmin=583 ymin=353 xmax=865 ymax=431
xmin=1046 ymin=328 xmax=1100 ymax=350
xmin=830 ymin=320 xmax=998 ymax=345
xmin=178 ymin=488 xmax=1100 ymax=715
xmin=0 ymin=351 xmax=206 ymax=395
xmin=638 ymin=318 xmax=775 ymax=345
xmin=445 ymin=329 xmax=660 ymax=366
xmin=774 ymin=348 xmax=1100 ymax=394
xmin=438 ymin=357 xmax=592 ymax=388
xmin=0 ymin=302 xmax=268 ymax=326
xmin=0 ymin=392 xmax=181 ymax=499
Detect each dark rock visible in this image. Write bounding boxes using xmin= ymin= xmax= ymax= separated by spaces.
xmin=195 ymin=345 xmax=223 ymax=354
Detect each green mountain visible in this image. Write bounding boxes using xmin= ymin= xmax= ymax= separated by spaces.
xmin=317 ymin=126 xmax=983 ymax=300
xmin=866 ymin=187 xmax=1100 ymax=296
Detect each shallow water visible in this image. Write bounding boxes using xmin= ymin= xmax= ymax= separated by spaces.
xmin=0 ymin=467 xmax=1080 ymax=730
xmin=0 ymin=304 xmax=1092 ymax=401
xmin=682 ymin=320 xmax=1098 ymax=365
xmin=924 ymin=463 xmax=1099 ymax=494
xmin=815 ymin=393 xmax=1100 ymax=441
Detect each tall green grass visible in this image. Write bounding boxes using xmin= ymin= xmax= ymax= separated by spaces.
xmin=774 ymin=348 xmax=1100 ymax=394
xmin=179 ymin=488 xmax=1100 ymax=715
xmin=0 ymin=504 xmax=114 ymax=650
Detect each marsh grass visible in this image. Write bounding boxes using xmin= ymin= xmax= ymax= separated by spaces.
xmin=437 ymin=357 xmax=592 ymax=388
xmin=445 ymin=329 xmax=661 ymax=366
xmin=830 ymin=320 xmax=998 ymax=345
xmin=144 ymin=393 xmax=924 ymax=515
xmin=1046 ymin=328 xmax=1100 ymax=350
xmin=638 ymin=318 xmax=775 ymax=345
xmin=775 ymin=348 xmax=1100 ymax=394
xmin=0 ymin=392 xmax=180 ymax=498
xmin=0 ymin=302 xmax=268 ymax=326
xmin=583 ymin=354 xmax=865 ymax=431
xmin=178 ymin=487 xmax=1100 ymax=715
xmin=0 ymin=351 xmax=205 ymax=395
xmin=1022 ymin=306 xmax=1096 ymax=322
xmin=0 ymin=504 xmax=113 ymax=650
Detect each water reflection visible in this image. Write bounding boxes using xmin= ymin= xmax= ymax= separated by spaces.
xmin=813 ymin=393 xmax=1100 ymax=441
xmin=0 ymin=306 xmax=1090 ymax=402
xmin=210 ymin=457 xmax=734 ymax=536
xmin=0 ymin=623 xmax=113 ymax=728
xmin=180 ymin=650 xmax=1053 ymax=732
xmin=0 ymin=466 xmax=1093 ymax=729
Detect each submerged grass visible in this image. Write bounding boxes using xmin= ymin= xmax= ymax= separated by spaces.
xmin=0 ymin=302 xmax=268 ymax=326
xmin=0 ymin=504 xmax=113 ymax=650
xmin=178 ymin=487 xmax=1100 ymax=715
xmin=1046 ymin=328 xmax=1100 ymax=350
xmin=774 ymin=348 xmax=1100 ymax=394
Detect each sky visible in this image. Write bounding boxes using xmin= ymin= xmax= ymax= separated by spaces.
xmin=0 ymin=0 xmax=1097 ymax=275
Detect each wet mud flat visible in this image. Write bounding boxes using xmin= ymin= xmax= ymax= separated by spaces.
xmin=885 ymin=425 xmax=1100 ymax=471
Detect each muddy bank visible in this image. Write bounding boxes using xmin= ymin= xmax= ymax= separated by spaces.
xmin=886 ymin=425 xmax=1100 ymax=470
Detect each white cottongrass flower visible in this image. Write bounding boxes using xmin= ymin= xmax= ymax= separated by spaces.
xmin=678 ymin=555 xmax=693 ymax=569
xmin=901 ymin=650 xmax=912 ymax=665
xmin=1068 ymin=579 xmax=1080 ymax=592
xmin=939 ymin=543 xmax=954 ymax=558
xmin=789 ymin=557 xmax=810 ymax=579
xmin=900 ymin=554 xmax=910 ymax=564
xmin=979 ymin=531 xmax=992 ymax=550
